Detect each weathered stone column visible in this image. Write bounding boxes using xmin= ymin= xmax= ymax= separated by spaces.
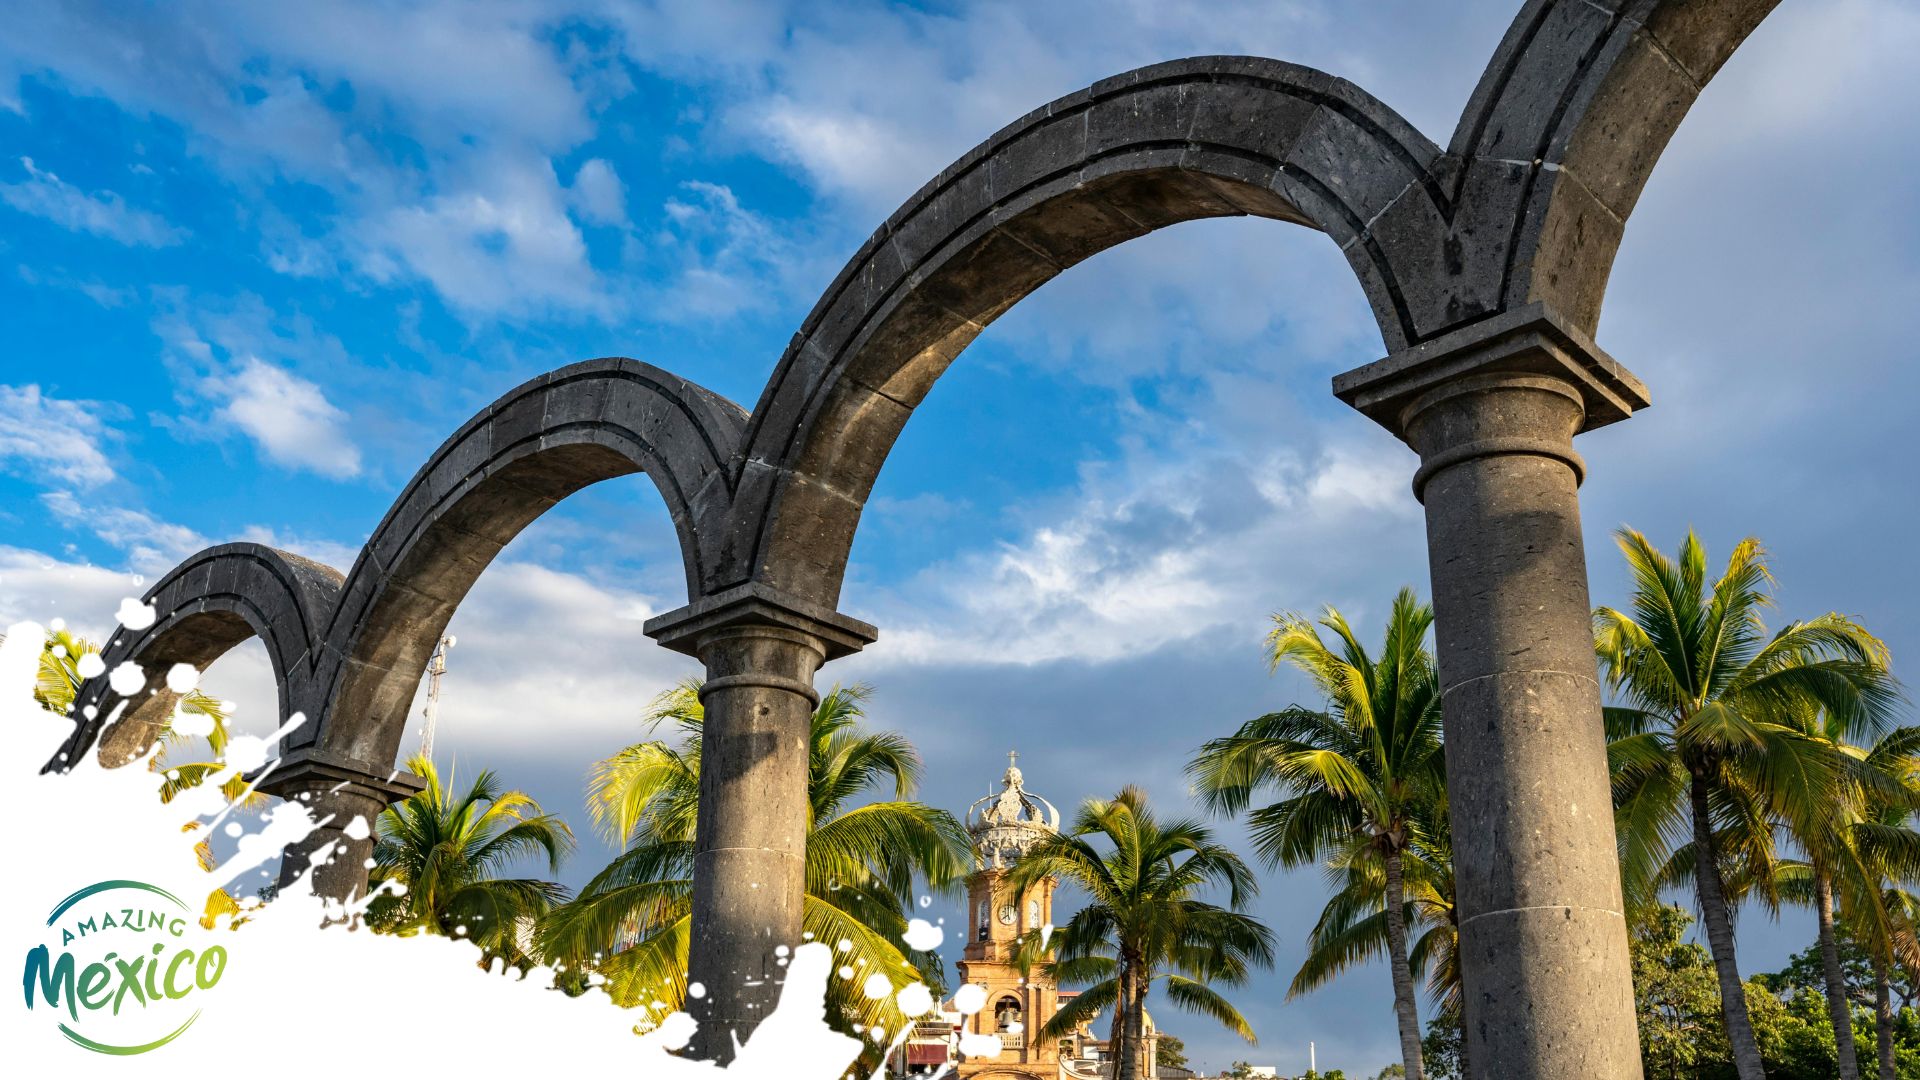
xmin=648 ymin=583 xmax=876 ymax=1061
xmin=261 ymin=748 xmax=423 ymax=903
xmin=1334 ymin=305 xmax=1649 ymax=1080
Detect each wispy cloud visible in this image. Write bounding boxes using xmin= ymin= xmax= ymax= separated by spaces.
xmin=568 ymin=158 xmax=627 ymax=227
xmin=0 ymin=157 xmax=186 ymax=247
xmin=856 ymin=431 xmax=1421 ymax=667
xmin=39 ymin=490 xmax=208 ymax=576
xmin=654 ymin=180 xmax=798 ymax=321
xmin=0 ymin=384 xmax=119 ymax=488
xmin=203 ymin=357 xmax=362 ymax=480
xmin=0 ymin=545 xmax=147 ymax=637
xmin=355 ymin=155 xmax=606 ymax=319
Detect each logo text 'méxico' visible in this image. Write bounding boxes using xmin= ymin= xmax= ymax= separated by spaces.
xmin=20 ymin=879 xmax=227 ymax=1055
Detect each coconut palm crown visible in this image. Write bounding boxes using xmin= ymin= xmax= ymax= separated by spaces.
xmin=1003 ymin=786 xmax=1273 ymax=1080
xmin=537 ymin=680 xmax=973 ymax=1036
xmin=1601 ymin=527 xmax=1902 ymax=1080
xmin=1189 ymin=587 xmax=1444 ymax=1080
xmin=366 ymin=754 xmax=575 ymax=966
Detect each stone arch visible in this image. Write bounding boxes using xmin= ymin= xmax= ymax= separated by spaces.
xmin=1439 ymin=0 xmax=1780 ymax=335
xmin=993 ymin=995 xmax=1024 ymax=1032
xmin=49 ymin=542 xmax=342 ymax=770
xmin=297 ymin=357 xmax=746 ymax=768
xmin=721 ymin=56 xmax=1452 ymax=607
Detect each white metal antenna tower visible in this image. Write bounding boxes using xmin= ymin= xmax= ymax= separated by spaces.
xmin=418 ymin=635 xmax=455 ymax=759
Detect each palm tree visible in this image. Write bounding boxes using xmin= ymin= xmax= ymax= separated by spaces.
xmin=1599 ymin=528 xmax=1900 ymax=1080
xmin=366 ymin=754 xmax=574 ymax=967
xmin=1867 ymin=884 xmax=1920 ymax=1080
xmin=1002 ymin=786 xmax=1274 ymax=1080
xmin=538 ymin=681 xmax=973 ymax=1037
xmin=1290 ymin=791 xmax=1463 ymax=1077
xmin=1768 ymin=720 xmax=1920 ymax=1080
xmin=1189 ymin=588 xmax=1443 ymax=1080
xmin=35 ymin=629 xmax=266 ymax=922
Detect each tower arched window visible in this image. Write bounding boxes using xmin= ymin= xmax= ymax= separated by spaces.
xmin=994 ymin=996 xmax=1023 ymax=1033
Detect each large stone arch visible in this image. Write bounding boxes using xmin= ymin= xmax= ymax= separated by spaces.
xmin=720 ymin=56 xmax=1451 ymax=607
xmin=49 ymin=359 xmax=744 ymax=778
xmin=1439 ymin=0 xmax=1781 ymax=335
xmin=48 ymin=542 xmax=341 ymax=770
xmin=718 ymin=1 xmax=1785 ymax=612
xmin=295 ymin=357 xmax=747 ymax=769
xmin=39 ymin=2 xmax=1808 ymax=1069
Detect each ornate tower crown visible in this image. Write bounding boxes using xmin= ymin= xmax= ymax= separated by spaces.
xmin=965 ymin=750 xmax=1059 ymax=869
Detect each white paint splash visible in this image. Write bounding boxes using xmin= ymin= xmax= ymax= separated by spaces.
xmin=164 ymin=662 xmax=198 ymax=693
xmin=107 ymin=660 xmax=146 ymax=695
xmin=0 ymin=621 xmax=881 ymax=1077
xmin=895 ymin=983 xmax=934 ymax=1017
xmin=167 ymin=706 xmax=215 ymax=739
xmin=902 ymin=917 xmax=943 ymax=952
xmin=951 ymin=984 xmax=986 ymax=1015
xmin=957 ymin=1032 xmax=1004 ymax=1057
xmin=114 ymin=597 xmax=156 ymax=630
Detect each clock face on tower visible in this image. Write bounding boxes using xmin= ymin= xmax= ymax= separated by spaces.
xmin=997 ymin=903 xmax=1017 ymax=925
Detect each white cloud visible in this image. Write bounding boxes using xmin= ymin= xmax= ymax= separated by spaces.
xmin=569 ymin=158 xmax=627 ymax=226
xmin=38 ymin=491 xmax=208 ymax=576
xmin=357 ymin=155 xmax=606 ymax=318
xmin=653 ymin=180 xmax=797 ymax=321
xmin=204 ymin=357 xmax=362 ymax=480
xmin=0 ymin=545 xmax=146 ymax=640
xmin=854 ymin=433 xmax=1422 ymax=668
xmin=395 ymin=560 xmax=699 ymax=755
xmin=0 ymin=384 xmax=118 ymax=488
xmin=0 ymin=157 xmax=186 ymax=247
xmin=234 ymin=525 xmax=364 ymax=572
xmin=0 ymin=2 xmax=627 ymax=321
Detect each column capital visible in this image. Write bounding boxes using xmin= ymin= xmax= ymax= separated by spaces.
xmin=644 ymin=581 xmax=879 ymax=661
xmin=255 ymin=745 xmax=425 ymax=805
xmin=1332 ymin=302 xmax=1650 ymax=444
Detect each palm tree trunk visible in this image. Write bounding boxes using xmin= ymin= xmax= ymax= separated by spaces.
xmin=1689 ymin=771 xmax=1767 ymax=1080
xmin=1815 ymin=866 xmax=1862 ymax=1079
xmin=1109 ymin=966 xmax=1133 ymax=1080
xmin=1128 ymin=976 xmax=1150 ymax=1080
xmin=1874 ymin=950 xmax=1896 ymax=1080
xmin=1382 ymin=848 xmax=1427 ymax=1080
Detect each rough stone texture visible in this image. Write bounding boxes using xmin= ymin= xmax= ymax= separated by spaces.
xmin=724 ymin=57 xmax=1446 ymax=608
xmin=1341 ymin=313 xmax=1648 ymax=1079
xmin=1453 ymin=0 xmax=1782 ymax=331
xmin=47 ymin=3 xmax=1793 ymax=1063
xmin=309 ymin=359 xmax=749 ymax=770
xmin=649 ymin=588 xmax=875 ymax=1063
xmin=51 ymin=359 xmax=748 ymax=901
xmin=270 ymin=758 xmax=418 ymax=903
xmin=49 ymin=543 xmax=342 ymax=772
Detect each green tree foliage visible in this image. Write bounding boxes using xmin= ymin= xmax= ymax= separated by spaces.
xmin=1630 ymin=903 xmax=1920 ymax=1079
xmin=538 ymin=681 xmax=972 ymax=1039
xmin=1191 ymin=589 xmax=1442 ymax=1080
xmin=1157 ymin=1035 xmax=1189 ymax=1071
xmin=1419 ymin=1011 xmax=1462 ymax=1080
xmin=366 ymin=754 xmax=574 ymax=967
xmin=1602 ymin=528 xmax=1901 ymax=1080
xmin=1004 ymin=786 xmax=1275 ymax=1080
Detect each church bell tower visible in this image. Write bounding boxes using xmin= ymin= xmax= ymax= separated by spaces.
xmin=956 ymin=752 xmax=1062 ymax=1079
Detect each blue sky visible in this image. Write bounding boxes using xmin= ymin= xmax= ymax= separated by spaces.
xmin=2 ymin=1 xmax=1917 ymax=1074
